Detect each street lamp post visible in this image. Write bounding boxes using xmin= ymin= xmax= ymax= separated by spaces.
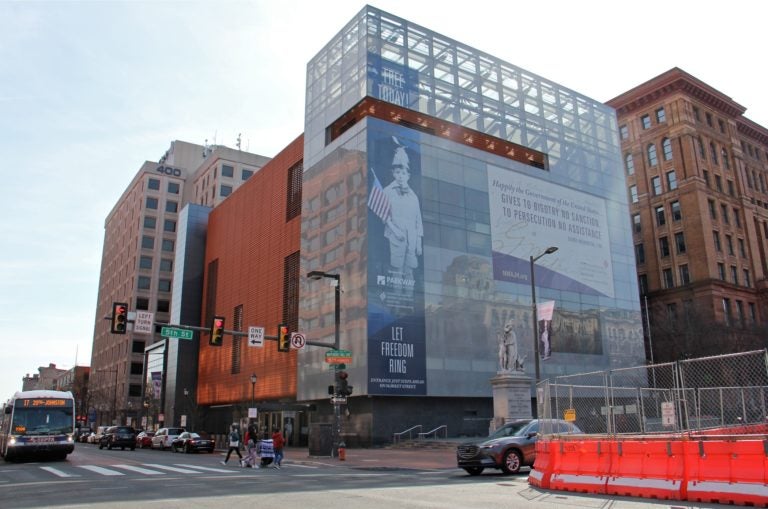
xmin=307 ymin=270 xmax=342 ymax=457
xmin=530 ymin=246 xmax=558 ymax=389
xmin=97 ymin=368 xmax=119 ymax=426
xmin=249 ymin=373 xmax=257 ymax=425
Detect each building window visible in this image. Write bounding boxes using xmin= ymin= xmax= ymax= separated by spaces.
xmin=722 ymin=150 xmax=730 ymax=170
xmin=662 ymin=138 xmax=673 ymax=161
xmin=638 ymin=274 xmax=648 ymax=295
xmin=619 ymin=125 xmax=629 ymax=139
xmin=629 ymin=185 xmax=638 ymax=203
xmin=708 ymin=199 xmax=717 ymax=219
xmin=139 ymin=256 xmax=152 ymax=270
xmin=168 ymin=182 xmax=180 ymax=194
xmin=656 ymin=107 xmax=666 ymax=123
xmin=136 ymin=297 xmax=149 ymax=310
xmin=141 ymin=236 xmax=154 ymax=250
xmin=675 ymin=232 xmax=686 ymax=254
xmin=242 ymin=169 xmax=254 ymax=180
xmin=736 ymin=300 xmax=745 ymax=327
xmin=222 ymin=164 xmax=234 ymax=178
xmin=647 ymin=144 xmax=658 ymax=166
xmin=633 ymin=214 xmax=641 ymax=233
xmin=715 ymin=175 xmax=722 ymax=192
xmin=138 ymin=276 xmax=151 ymax=290
xmin=666 ymin=170 xmax=677 ymax=190
xmin=663 ymin=268 xmax=674 ymax=288
xmin=697 ymin=136 xmax=706 ymax=158
xmin=158 ymin=279 xmax=171 ymax=292
xmin=144 ymin=216 xmax=156 ymax=229
xmin=703 ymin=170 xmax=709 ymax=187
xmin=655 ymin=205 xmax=666 ymax=226
xmin=641 ymin=114 xmax=651 ymax=129
xmin=659 ymin=236 xmax=670 ymax=257
xmin=727 ymin=180 xmax=734 ymax=196
xmin=667 ymin=302 xmax=677 ymax=320
xmin=749 ymin=303 xmax=757 ymax=324
xmin=733 ymin=208 xmax=741 ymax=228
xmin=220 ymin=185 xmax=232 ymax=197
xmin=671 ymin=200 xmax=682 ymax=221
xmin=162 ymin=239 xmax=174 ymax=252
xmin=718 ymin=118 xmax=726 ymax=133
xmin=163 ymin=219 xmax=176 ymax=232
xmin=679 ymin=264 xmax=690 ymax=285
xmin=721 ymin=204 xmax=729 ymax=224
xmin=625 ymin=153 xmax=635 ymax=175
xmin=722 ymin=298 xmax=732 ymax=325
xmin=146 ymin=197 xmax=158 ymax=210
xmin=160 ymin=259 xmax=173 ymax=272
xmin=710 ymin=142 xmax=718 ymax=164
xmin=713 ymin=231 xmax=721 ymax=251
xmin=718 ymin=263 xmax=726 ymax=280
xmin=651 ymin=176 xmax=662 ymax=195
xmin=166 ymin=201 xmax=178 ymax=213
xmin=693 ymin=106 xmax=700 ymax=122
xmin=148 ymin=178 xmax=160 ymax=190
xmin=286 ymin=160 xmax=303 ymax=221
xmin=730 ymin=266 xmax=738 ymax=285
xmin=157 ymin=300 xmax=170 ymax=312
xmin=635 ymin=243 xmax=645 ymax=264
xmin=706 ymin=112 xmax=713 ymax=127
xmin=738 ymin=238 xmax=746 ymax=258
xmin=726 ymin=235 xmax=734 ymax=255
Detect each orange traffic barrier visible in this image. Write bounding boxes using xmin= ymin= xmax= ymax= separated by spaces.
xmin=684 ymin=439 xmax=768 ymax=507
xmin=548 ymin=439 xmax=609 ymax=494
xmin=605 ymin=440 xmax=684 ymax=500
xmin=529 ymin=439 xmax=555 ymax=489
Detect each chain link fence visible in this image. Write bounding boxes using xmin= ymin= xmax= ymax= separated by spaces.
xmin=536 ymin=349 xmax=768 ymax=436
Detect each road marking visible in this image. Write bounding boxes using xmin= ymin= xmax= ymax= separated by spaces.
xmin=39 ymin=466 xmax=79 ymax=478
xmin=111 ymin=464 xmax=165 ymax=475
xmin=77 ymin=465 xmax=125 ymax=476
xmin=172 ymin=464 xmax=234 ymax=473
xmin=142 ymin=464 xmax=205 ymax=474
xmin=283 ymin=464 xmax=318 ymax=469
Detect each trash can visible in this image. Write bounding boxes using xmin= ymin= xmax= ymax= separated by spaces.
xmin=308 ymin=423 xmax=333 ymax=456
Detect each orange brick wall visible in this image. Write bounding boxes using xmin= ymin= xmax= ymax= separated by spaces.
xmin=197 ymin=134 xmax=303 ymax=406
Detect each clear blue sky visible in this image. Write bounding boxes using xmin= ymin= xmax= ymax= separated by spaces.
xmin=1 ymin=0 xmax=765 ymax=399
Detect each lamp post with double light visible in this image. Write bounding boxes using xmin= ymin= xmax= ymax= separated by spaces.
xmin=530 ymin=246 xmax=558 ymax=389
xmin=249 ymin=373 xmax=257 ymax=425
xmin=307 ymin=270 xmax=343 ymax=457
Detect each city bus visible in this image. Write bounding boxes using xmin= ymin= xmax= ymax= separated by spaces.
xmin=0 ymin=390 xmax=76 ymax=461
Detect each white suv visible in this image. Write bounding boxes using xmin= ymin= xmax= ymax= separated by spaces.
xmin=151 ymin=427 xmax=185 ymax=450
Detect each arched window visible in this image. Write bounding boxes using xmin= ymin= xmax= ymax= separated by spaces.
xmin=662 ymin=138 xmax=673 ymax=161
xmin=647 ymin=144 xmax=658 ymax=166
xmin=625 ymin=153 xmax=635 ymax=175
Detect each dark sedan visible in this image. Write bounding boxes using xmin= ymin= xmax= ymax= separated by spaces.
xmin=171 ymin=432 xmax=214 ymax=453
xmin=136 ymin=431 xmax=155 ymax=449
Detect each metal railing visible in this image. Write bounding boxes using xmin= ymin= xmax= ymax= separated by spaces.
xmin=393 ymin=425 xmax=422 ymax=444
xmin=537 ymin=349 xmax=768 ymax=437
xmin=418 ymin=425 xmax=447 ymax=440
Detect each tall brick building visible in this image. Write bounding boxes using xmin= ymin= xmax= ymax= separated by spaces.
xmin=607 ymin=68 xmax=768 ymax=362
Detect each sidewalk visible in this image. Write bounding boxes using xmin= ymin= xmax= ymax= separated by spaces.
xmin=282 ymin=445 xmax=457 ymax=470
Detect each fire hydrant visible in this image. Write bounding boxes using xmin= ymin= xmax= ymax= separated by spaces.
xmin=338 ymin=441 xmax=346 ymax=461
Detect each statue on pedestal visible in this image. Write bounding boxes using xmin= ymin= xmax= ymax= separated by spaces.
xmin=498 ymin=321 xmax=525 ymax=372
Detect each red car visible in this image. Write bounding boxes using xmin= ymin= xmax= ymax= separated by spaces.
xmin=136 ymin=431 xmax=155 ymax=449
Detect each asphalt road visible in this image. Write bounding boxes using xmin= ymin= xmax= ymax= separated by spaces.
xmin=0 ymin=443 xmax=729 ymax=509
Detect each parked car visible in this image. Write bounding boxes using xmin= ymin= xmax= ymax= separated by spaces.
xmin=151 ymin=427 xmax=185 ymax=450
xmin=92 ymin=425 xmax=109 ymax=445
xmin=79 ymin=432 xmax=94 ymax=443
xmin=99 ymin=426 xmax=137 ymax=450
xmin=86 ymin=432 xmax=98 ymax=444
xmin=74 ymin=427 xmax=92 ymax=442
xmin=456 ymin=419 xmax=582 ymax=475
xmin=171 ymin=431 xmax=215 ymax=453
xmin=136 ymin=431 xmax=155 ymax=449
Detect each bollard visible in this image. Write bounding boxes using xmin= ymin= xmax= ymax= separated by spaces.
xmin=338 ymin=441 xmax=346 ymax=461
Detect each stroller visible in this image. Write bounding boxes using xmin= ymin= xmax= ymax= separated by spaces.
xmin=240 ymin=438 xmax=259 ymax=468
xmin=257 ymin=438 xmax=275 ymax=468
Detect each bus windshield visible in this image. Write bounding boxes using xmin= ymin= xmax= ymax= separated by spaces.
xmin=11 ymin=406 xmax=74 ymax=436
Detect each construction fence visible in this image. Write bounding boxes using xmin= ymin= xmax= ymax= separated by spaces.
xmin=536 ymin=349 xmax=768 ymax=436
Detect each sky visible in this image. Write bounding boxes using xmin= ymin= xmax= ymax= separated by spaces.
xmin=1 ymin=0 xmax=767 ymax=400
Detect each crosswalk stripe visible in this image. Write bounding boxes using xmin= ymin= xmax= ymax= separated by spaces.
xmin=77 ymin=465 xmax=125 ymax=476
xmin=172 ymin=464 xmax=234 ymax=473
xmin=111 ymin=464 xmax=165 ymax=475
xmin=141 ymin=463 xmax=202 ymax=474
xmin=40 ymin=466 xmax=79 ymax=478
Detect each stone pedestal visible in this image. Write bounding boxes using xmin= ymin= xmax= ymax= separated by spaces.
xmin=489 ymin=371 xmax=533 ymax=432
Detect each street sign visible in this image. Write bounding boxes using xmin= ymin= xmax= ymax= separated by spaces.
xmin=290 ymin=332 xmax=306 ymax=349
xmin=661 ymin=401 xmax=675 ymax=427
xmin=325 ymin=349 xmax=352 ymax=364
xmin=330 ymin=396 xmax=347 ymax=404
xmin=248 ymin=326 xmax=264 ymax=347
xmin=134 ymin=311 xmax=154 ymax=334
xmin=161 ymin=327 xmax=193 ymax=340
xmin=563 ymin=408 xmax=576 ymax=422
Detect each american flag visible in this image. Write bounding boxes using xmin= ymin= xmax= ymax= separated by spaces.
xmin=368 ymin=168 xmax=391 ymax=222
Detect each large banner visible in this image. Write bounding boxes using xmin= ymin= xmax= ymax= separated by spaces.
xmin=367 ymin=54 xmax=420 ymax=109
xmin=367 ymin=127 xmax=427 ymax=395
xmin=487 ymin=164 xmax=615 ymax=297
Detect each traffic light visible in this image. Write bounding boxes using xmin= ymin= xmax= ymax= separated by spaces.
xmin=111 ymin=302 xmax=128 ymax=334
xmin=210 ymin=316 xmax=225 ymax=346
xmin=337 ymin=370 xmax=353 ymax=396
xmin=277 ymin=324 xmax=290 ymax=352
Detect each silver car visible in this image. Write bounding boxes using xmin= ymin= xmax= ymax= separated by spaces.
xmin=456 ymin=419 xmax=581 ymax=475
xmin=150 ymin=427 xmax=185 ymax=450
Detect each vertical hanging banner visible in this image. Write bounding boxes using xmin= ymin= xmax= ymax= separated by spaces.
xmin=367 ymin=123 xmax=427 ymax=395
xmin=151 ymin=371 xmax=162 ymax=400
xmin=538 ymin=300 xmax=555 ymax=360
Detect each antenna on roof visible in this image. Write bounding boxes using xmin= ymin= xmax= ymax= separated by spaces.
xmin=237 ymin=133 xmax=242 ymax=151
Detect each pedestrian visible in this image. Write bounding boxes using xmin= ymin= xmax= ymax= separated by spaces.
xmin=220 ymin=425 xmax=242 ymax=465
xmin=241 ymin=428 xmax=258 ymax=468
xmin=271 ymin=427 xmax=284 ymax=468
